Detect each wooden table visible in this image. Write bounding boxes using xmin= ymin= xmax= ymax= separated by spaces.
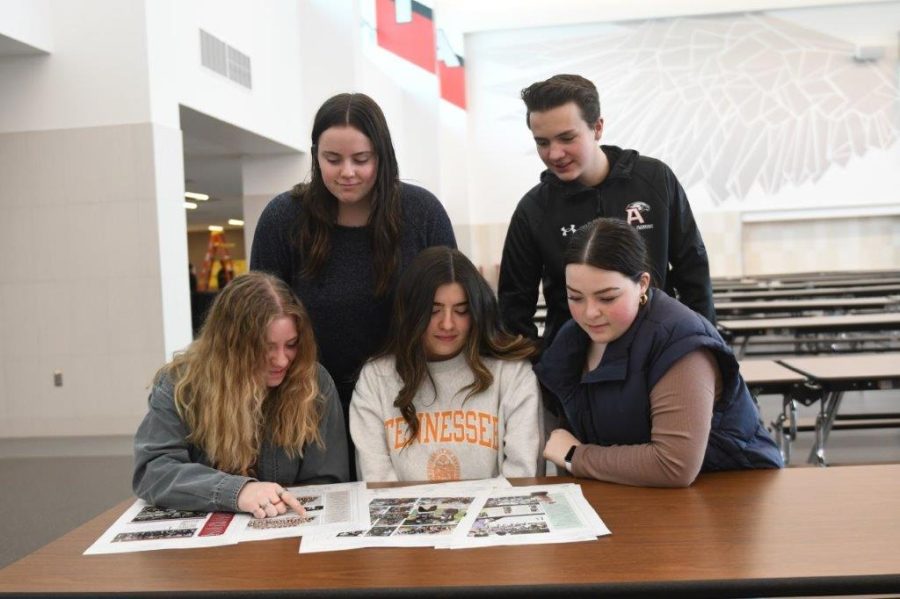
xmin=715 ymin=296 xmax=899 ymax=318
xmin=752 ymin=277 xmax=900 ymax=291
xmin=779 ymin=353 xmax=900 ymax=466
xmin=713 ymin=272 xmax=900 ymax=292
xmin=753 ymin=270 xmax=900 ymax=284
xmin=1 ymin=468 xmax=900 ymax=597
xmin=713 ymin=283 xmax=900 ymax=301
xmin=713 ymin=284 xmax=900 ymax=302
xmin=719 ymin=312 xmax=900 ymax=358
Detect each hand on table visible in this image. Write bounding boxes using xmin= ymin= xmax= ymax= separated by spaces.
xmin=237 ymin=481 xmax=307 ymax=519
xmin=543 ymin=428 xmax=581 ymax=470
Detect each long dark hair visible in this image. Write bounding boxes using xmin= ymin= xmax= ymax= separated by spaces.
xmin=379 ymin=247 xmax=536 ymax=447
xmin=291 ymin=92 xmax=401 ymax=296
xmin=564 ymin=217 xmax=655 ymax=286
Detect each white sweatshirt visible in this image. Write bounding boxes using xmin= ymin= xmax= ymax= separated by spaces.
xmin=350 ymin=353 xmax=543 ymax=482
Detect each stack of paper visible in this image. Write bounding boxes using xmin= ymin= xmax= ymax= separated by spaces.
xmin=298 ymin=480 xmax=610 ymax=553
xmin=84 ymin=478 xmax=611 ymax=555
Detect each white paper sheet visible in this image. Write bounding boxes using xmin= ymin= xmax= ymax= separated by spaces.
xmin=445 ymin=483 xmax=611 ymax=549
xmin=298 ymin=479 xmax=610 ymax=553
xmin=84 ymin=501 xmax=239 ymax=555
xmin=230 ymin=481 xmax=369 ymax=542
xmin=85 ymin=482 xmax=370 ymax=554
xmin=298 ymin=477 xmax=512 ymax=553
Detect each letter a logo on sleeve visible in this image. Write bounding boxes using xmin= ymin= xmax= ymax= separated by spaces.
xmin=625 ymin=201 xmax=650 ymax=225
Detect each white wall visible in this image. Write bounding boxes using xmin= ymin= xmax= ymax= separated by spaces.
xmin=0 ymin=0 xmax=152 ymax=133
xmin=0 ymin=0 xmax=191 ymax=444
xmin=461 ymin=2 xmax=900 ymax=275
xmin=298 ymin=1 xmax=360 ymax=137
xmin=0 ymin=0 xmax=53 ymax=53
xmin=434 ymin=0 xmax=896 ymax=33
xmin=171 ymin=0 xmax=307 ymax=152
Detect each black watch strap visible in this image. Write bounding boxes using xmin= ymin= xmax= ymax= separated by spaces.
xmin=564 ymin=445 xmax=577 ymax=466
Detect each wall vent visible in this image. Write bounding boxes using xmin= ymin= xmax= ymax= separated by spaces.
xmin=199 ymin=29 xmax=252 ymax=89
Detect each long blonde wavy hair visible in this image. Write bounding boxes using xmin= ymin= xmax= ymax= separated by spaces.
xmin=157 ymin=272 xmax=323 ymax=475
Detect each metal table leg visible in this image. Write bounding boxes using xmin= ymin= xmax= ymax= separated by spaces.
xmin=808 ymin=390 xmax=845 ymax=467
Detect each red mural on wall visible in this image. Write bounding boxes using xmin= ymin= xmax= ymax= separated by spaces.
xmin=374 ymin=0 xmax=466 ymax=109
xmin=437 ymin=58 xmax=465 ymax=109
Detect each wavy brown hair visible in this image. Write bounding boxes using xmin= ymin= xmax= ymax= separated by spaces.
xmin=291 ymin=92 xmax=402 ymax=296
xmin=378 ymin=247 xmax=537 ymax=447
xmin=157 ymin=272 xmax=323 ymax=475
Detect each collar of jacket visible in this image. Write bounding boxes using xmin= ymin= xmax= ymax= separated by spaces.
xmin=538 ymin=145 xmax=639 ymax=199
xmin=544 ymin=288 xmax=655 ymax=386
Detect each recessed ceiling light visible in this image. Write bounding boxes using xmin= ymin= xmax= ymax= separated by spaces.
xmin=184 ymin=201 xmax=198 ymax=209
xmin=185 ymin=192 xmax=210 ymax=201
xmin=228 ymin=219 xmax=244 ymax=226
xmin=208 ymin=225 xmax=224 ymax=232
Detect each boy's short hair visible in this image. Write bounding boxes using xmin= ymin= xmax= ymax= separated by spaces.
xmin=520 ymin=74 xmax=601 ymax=128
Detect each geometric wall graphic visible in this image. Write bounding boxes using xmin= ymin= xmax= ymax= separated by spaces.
xmin=480 ymin=13 xmax=898 ymax=204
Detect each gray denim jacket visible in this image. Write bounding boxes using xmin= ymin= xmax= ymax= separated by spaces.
xmin=132 ymin=364 xmax=349 ymax=512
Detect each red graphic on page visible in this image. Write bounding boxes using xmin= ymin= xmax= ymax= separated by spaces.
xmin=199 ymin=512 xmax=234 ymax=536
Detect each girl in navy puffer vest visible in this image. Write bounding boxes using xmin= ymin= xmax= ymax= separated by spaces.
xmin=536 ymin=218 xmax=782 ymax=487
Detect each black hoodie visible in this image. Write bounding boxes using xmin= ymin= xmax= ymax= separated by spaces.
xmin=498 ymin=145 xmax=714 ymax=348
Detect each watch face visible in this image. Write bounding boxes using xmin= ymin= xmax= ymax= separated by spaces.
xmin=564 ymin=445 xmax=577 ymax=463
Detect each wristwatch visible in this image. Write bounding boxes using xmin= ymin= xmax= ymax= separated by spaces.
xmin=564 ymin=445 xmax=577 ymax=472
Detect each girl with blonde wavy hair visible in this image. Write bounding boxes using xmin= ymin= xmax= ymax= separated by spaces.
xmin=350 ymin=247 xmax=543 ymax=482
xmin=133 ymin=272 xmax=348 ymax=518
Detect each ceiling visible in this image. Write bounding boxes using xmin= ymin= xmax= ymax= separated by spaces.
xmin=180 ymin=105 xmax=303 ymax=232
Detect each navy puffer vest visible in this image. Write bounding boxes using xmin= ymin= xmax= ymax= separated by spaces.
xmin=535 ymin=289 xmax=782 ymax=472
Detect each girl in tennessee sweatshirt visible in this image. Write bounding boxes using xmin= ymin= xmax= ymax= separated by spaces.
xmin=350 ymin=247 xmax=543 ymax=482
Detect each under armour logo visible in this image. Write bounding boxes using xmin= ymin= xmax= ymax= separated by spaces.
xmin=561 ymin=224 xmax=577 ymax=236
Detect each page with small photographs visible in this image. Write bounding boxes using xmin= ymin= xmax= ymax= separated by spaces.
xmin=84 ymin=501 xmax=238 ymax=555
xmin=299 ymin=491 xmax=489 ymax=553
xmin=446 ymin=484 xmax=610 ymax=549
xmin=231 ymin=481 xmax=369 ymax=542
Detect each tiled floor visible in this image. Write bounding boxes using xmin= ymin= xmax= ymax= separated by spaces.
xmin=0 ymin=454 xmax=133 ymax=569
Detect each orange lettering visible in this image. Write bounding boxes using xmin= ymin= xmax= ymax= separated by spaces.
xmin=424 ymin=412 xmax=438 ymax=443
xmin=388 ymin=417 xmax=403 ymax=449
xmin=439 ymin=411 xmax=453 ymax=443
xmin=478 ymin=412 xmax=492 ymax=448
xmin=465 ymin=412 xmax=477 ymax=443
xmin=493 ymin=416 xmax=499 ymax=449
xmin=453 ymin=411 xmax=465 ymax=442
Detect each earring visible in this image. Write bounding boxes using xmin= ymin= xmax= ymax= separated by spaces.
xmin=639 ymin=292 xmax=648 ymax=306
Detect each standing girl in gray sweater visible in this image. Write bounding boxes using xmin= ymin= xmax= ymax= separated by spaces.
xmin=350 ymin=247 xmax=543 ymax=482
